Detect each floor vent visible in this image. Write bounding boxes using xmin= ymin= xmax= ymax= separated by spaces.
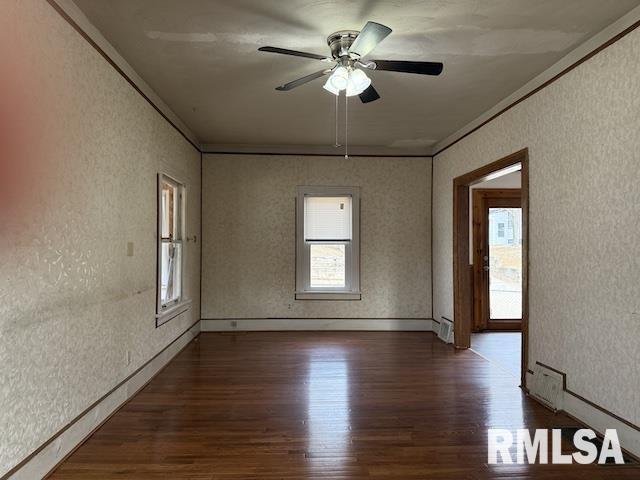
xmin=531 ymin=363 xmax=564 ymax=411
xmin=438 ymin=317 xmax=453 ymax=343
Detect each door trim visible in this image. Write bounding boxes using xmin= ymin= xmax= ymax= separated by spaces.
xmin=453 ymin=148 xmax=529 ymax=388
xmin=472 ymin=189 xmax=522 ymax=331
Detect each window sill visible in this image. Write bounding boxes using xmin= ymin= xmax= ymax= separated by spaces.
xmin=156 ymin=299 xmax=192 ymax=327
xmin=295 ymin=292 xmax=362 ymax=301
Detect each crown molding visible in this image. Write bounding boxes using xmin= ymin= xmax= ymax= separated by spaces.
xmin=51 ymin=0 xmax=200 ymax=149
xmin=200 ymin=143 xmax=433 ymax=158
xmin=433 ymin=5 xmax=640 ymax=157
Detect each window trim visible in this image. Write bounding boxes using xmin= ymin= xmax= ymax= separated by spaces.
xmin=295 ymin=186 xmax=361 ymax=300
xmin=156 ymin=173 xmax=190 ymax=326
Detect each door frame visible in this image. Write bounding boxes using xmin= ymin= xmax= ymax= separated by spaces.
xmin=452 ymin=148 xmax=529 ymax=388
xmin=472 ymin=189 xmax=522 ymax=331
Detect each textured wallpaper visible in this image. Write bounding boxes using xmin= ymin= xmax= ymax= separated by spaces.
xmin=433 ymin=28 xmax=640 ymax=425
xmin=202 ymin=154 xmax=432 ymax=320
xmin=0 ymin=1 xmax=201 ymax=475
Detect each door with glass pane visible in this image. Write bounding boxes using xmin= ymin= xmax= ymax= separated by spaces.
xmin=473 ymin=189 xmax=522 ymax=330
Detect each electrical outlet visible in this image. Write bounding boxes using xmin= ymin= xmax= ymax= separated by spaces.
xmin=230 ymin=320 xmax=237 ymax=328
xmin=126 ymin=242 xmax=134 ymax=257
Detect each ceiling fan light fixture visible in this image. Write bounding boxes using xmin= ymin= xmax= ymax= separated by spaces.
xmin=327 ymin=66 xmax=349 ymax=92
xmin=259 ymin=20 xmax=444 ymax=104
xmin=346 ymin=68 xmax=371 ymax=97
xmin=322 ymin=78 xmax=340 ymax=95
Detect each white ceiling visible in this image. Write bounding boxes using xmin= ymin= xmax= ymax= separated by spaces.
xmin=72 ymin=0 xmax=640 ymax=153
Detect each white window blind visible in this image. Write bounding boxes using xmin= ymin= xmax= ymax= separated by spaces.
xmin=304 ymin=196 xmax=352 ymax=240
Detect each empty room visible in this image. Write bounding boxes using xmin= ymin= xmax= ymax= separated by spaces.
xmin=2 ymin=1 xmax=640 ymax=478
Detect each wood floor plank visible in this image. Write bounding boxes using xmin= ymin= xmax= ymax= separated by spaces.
xmin=49 ymin=332 xmax=639 ymax=479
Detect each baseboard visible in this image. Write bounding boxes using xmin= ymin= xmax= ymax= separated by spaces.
xmin=201 ymin=318 xmax=435 ymax=332
xmin=4 ymin=321 xmax=201 ymax=480
xmin=526 ymin=369 xmax=640 ymax=459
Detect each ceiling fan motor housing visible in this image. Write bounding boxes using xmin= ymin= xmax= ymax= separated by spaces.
xmin=327 ymin=30 xmax=360 ymax=60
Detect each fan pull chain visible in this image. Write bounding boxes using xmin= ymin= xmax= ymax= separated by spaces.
xmin=344 ymin=93 xmax=349 ymax=159
xmin=334 ymin=93 xmax=340 ymax=147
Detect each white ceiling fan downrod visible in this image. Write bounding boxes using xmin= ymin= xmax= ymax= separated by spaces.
xmin=344 ymin=92 xmax=349 ymax=159
xmin=332 ymin=91 xmax=350 ymax=159
xmin=334 ymin=93 xmax=341 ymax=148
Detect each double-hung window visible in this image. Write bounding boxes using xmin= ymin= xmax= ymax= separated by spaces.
xmin=157 ymin=174 xmax=187 ymax=322
xmin=296 ymin=186 xmax=361 ymax=300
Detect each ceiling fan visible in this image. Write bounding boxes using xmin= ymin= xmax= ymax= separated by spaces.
xmin=258 ymin=21 xmax=443 ymax=103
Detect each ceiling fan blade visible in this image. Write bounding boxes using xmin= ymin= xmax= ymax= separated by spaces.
xmin=359 ymin=84 xmax=380 ymax=103
xmin=258 ymin=46 xmax=330 ymax=61
xmin=275 ymin=69 xmax=330 ymax=91
xmin=371 ymin=60 xmax=444 ymax=76
xmin=349 ymin=21 xmax=392 ymax=58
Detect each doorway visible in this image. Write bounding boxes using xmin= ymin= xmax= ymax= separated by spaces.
xmin=452 ymin=149 xmax=529 ymax=388
xmin=472 ymin=188 xmax=522 ymax=331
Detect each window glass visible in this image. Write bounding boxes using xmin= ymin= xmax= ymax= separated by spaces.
xmin=160 ymin=242 xmax=182 ymax=305
xmin=158 ymin=175 xmax=184 ymax=311
xmin=310 ymin=244 xmax=346 ymax=288
xmin=161 ymin=180 xmax=176 ymax=239
xmin=489 ymin=207 xmax=522 ymax=319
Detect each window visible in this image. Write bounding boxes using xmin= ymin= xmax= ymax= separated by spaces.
xmin=296 ymin=186 xmax=360 ymax=300
xmin=498 ymin=222 xmax=505 ymax=238
xmin=157 ymin=174 xmax=188 ymax=322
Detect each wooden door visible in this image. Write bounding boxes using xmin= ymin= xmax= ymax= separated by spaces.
xmin=472 ymin=189 xmax=522 ymax=331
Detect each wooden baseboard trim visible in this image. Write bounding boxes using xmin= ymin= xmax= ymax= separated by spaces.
xmin=526 ymin=364 xmax=640 ymax=458
xmin=2 ymin=320 xmax=201 ymax=480
xmin=534 ymin=361 xmax=639 ymax=431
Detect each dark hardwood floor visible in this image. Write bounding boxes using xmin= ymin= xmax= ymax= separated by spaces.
xmin=471 ymin=332 xmax=522 ymax=378
xmin=50 ymin=332 xmax=639 ymax=479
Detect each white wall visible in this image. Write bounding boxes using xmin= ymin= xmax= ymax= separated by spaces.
xmin=201 ymin=154 xmax=431 ymax=321
xmin=433 ymin=26 xmax=640 ymax=428
xmin=0 ymin=2 xmax=201 ymax=476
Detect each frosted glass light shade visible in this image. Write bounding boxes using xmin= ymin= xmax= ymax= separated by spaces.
xmin=327 ymin=66 xmax=349 ymax=91
xmin=346 ymin=68 xmax=371 ymax=97
xmin=323 ymin=78 xmax=340 ymax=95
